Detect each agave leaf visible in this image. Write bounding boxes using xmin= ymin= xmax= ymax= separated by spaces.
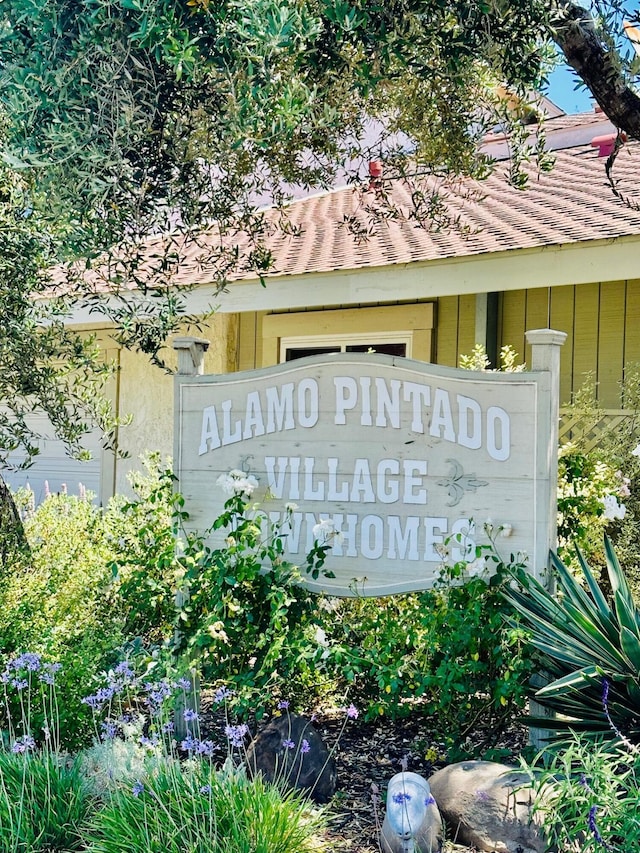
xmin=605 ymin=535 xmax=636 ymax=612
xmin=575 ymin=548 xmax=612 ymax=616
xmin=614 ymin=589 xmax=640 ymax=640
xmin=536 ymin=665 xmax=601 ymax=697
xmin=510 ymin=597 xmax=630 ymax=671
xmin=619 ymin=625 xmax=640 ymax=670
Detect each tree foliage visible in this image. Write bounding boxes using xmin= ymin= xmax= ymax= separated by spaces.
xmin=0 ymin=0 xmax=639 ymax=464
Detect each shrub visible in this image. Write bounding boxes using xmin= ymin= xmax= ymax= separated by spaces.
xmin=528 ymin=734 xmax=640 ymax=853
xmin=503 ymin=537 xmax=640 ymax=743
xmin=315 ymin=548 xmax=534 ymax=750
xmin=557 ymin=368 xmax=640 ymax=592
xmin=173 ymin=477 xmax=334 ymax=713
xmin=0 ymin=494 xmax=126 ymax=749
xmin=105 ymin=453 xmax=181 ymax=644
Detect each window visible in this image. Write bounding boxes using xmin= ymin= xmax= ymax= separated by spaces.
xmin=281 ymin=332 xmax=410 ymax=362
xmin=260 ymin=304 xmax=434 ymax=367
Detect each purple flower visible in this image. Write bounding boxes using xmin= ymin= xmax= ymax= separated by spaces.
xmin=183 ymin=708 xmax=198 ymax=723
xmin=132 ymin=780 xmax=144 ymax=797
xmin=277 ymin=700 xmax=290 ymax=710
xmin=200 ymin=785 xmax=212 ymax=794
xmin=100 ymin=721 xmax=118 ymax=740
xmin=213 ymin=685 xmax=234 ymax=703
xmin=162 ymin=721 xmax=175 ymax=734
xmin=114 ymin=661 xmax=135 ymax=681
xmin=588 ymin=805 xmax=605 ymax=844
xmin=11 ymin=678 xmax=28 ymax=691
xmin=39 ymin=662 xmax=62 ymax=686
xmin=346 ymin=704 xmax=359 ymax=719
xmin=196 ymin=739 xmax=216 ymax=757
xmin=11 ymin=735 xmax=36 ymax=753
xmin=301 ymin=739 xmax=311 ymax=754
xmin=82 ymin=686 xmax=115 ymax=709
xmin=225 ymin=724 xmax=248 ymax=748
xmin=175 ymin=677 xmax=192 ymax=691
xmin=181 ymin=735 xmax=197 ymax=752
xmin=282 ymin=738 xmax=295 ymax=749
xmin=139 ymin=735 xmax=159 ymax=749
xmin=11 ymin=653 xmax=42 ymax=672
xmin=392 ymin=792 xmax=412 ymax=804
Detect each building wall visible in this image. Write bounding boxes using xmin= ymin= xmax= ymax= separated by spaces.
xmin=112 ymin=312 xmax=239 ymax=494
xmin=500 ymin=279 xmax=640 ymax=407
xmin=235 ymin=278 xmax=640 ymax=409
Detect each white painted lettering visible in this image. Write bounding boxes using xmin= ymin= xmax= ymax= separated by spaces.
xmin=403 ymin=460 xmax=427 ymax=504
xmin=403 ymin=382 xmax=430 ymax=433
xmin=327 ymin=458 xmax=349 ymax=501
xmin=298 ymin=378 xmax=319 ymax=428
xmin=243 ymin=391 xmax=265 ymax=440
xmin=430 ymin=389 xmax=455 ymax=441
xmin=264 ymin=456 xmax=288 ymax=498
xmin=198 ymin=406 xmax=221 ymax=454
xmin=423 ymin=517 xmax=448 ymax=561
xmin=332 ymin=514 xmax=359 ymax=557
xmin=487 ymin=406 xmax=510 ymax=461
xmin=375 ymin=378 xmax=401 ymax=428
xmin=377 ymin=459 xmax=400 ymax=503
xmin=360 ymin=377 xmax=373 ymax=426
xmin=303 ymin=457 xmax=325 ymax=500
xmin=334 ymin=376 xmax=358 ymax=425
xmin=360 ymin=514 xmax=384 ymax=559
xmin=388 ymin=515 xmax=420 ymax=560
xmin=350 ymin=458 xmax=376 ymax=503
xmin=266 ymin=383 xmax=295 ymax=433
xmin=221 ymin=400 xmax=242 ymax=445
xmin=457 ymin=394 xmax=482 ymax=450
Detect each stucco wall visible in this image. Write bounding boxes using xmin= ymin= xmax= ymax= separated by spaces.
xmin=113 ymin=312 xmax=239 ymax=495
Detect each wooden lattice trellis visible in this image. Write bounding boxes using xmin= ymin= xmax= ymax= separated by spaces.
xmin=559 ymin=409 xmax=634 ymax=452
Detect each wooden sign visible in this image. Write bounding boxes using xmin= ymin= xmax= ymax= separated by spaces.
xmin=175 ymin=345 xmax=561 ymax=596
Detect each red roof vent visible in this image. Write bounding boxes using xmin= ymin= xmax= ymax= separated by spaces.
xmin=590 ymin=132 xmax=627 ymax=157
xmin=368 ymin=159 xmax=384 ymax=191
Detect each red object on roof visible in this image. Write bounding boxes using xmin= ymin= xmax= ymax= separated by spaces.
xmin=591 ymin=132 xmax=627 ymax=157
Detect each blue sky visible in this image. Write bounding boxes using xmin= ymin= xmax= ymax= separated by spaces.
xmin=545 ymin=64 xmax=594 ymax=114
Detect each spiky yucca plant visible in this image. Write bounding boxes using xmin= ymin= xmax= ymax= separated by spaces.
xmin=504 ymin=537 xmax=640 ymax=743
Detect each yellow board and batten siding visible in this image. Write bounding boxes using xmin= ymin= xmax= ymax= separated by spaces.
xmin=502 ymin=279 xmax=640 ymax=407
xmin=236 ymin=279 xmax=639 ymax=408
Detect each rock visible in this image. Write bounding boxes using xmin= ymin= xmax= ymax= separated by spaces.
xmin=244 ymin=713 xmax=336 ymax=803
xmin=381 ymin=771 xmax=443 ymax=853
xmin=428 ymin=760 xmax=546 ymax=853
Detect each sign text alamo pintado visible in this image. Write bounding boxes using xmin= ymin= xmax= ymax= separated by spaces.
xmin=175 ymin=345 xmax=562 ymax=596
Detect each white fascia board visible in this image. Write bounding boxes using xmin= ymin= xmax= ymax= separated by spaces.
xmin=63 ymin=234 xmax=640 ymax=326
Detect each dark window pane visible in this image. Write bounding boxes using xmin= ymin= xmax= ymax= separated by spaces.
xmin=346 ymin=343 xmax=407 ymax=357
xmin=285 ymin=346 xmax=341 ymax=361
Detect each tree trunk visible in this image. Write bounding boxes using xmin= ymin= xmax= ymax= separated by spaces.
xmin=0 ymin=473 xmax=30 ymax=564
xmin=554 ymin=2 xmax=640 ymax=142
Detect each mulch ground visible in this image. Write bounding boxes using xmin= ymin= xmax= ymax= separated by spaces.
xmin=313 ymin=710 xmax=529 ymax=852
xmin=200 ymin=694 xmax=530 ymax=852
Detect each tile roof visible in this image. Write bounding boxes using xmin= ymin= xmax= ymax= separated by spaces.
xmin=175 ymin=139 xmax=640 ymax=284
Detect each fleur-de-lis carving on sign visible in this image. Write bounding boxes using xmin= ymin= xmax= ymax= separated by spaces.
xmin=438 ymin=458 xmax=488 ymax=507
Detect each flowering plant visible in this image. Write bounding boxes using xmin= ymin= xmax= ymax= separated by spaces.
xmin=172 ymin=479 xmax=336 ymax=710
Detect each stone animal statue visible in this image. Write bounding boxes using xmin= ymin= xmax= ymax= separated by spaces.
xmin=381 ymin=771 xmax=443 ymax=853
